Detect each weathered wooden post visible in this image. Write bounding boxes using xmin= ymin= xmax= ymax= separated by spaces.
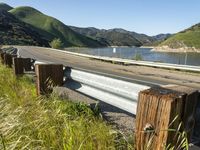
xmin=23 ymin=58 xmax=33 ymax=71
xmin=0 ymin=52 xmax=5 ymax=64
xmin=35 ymin=64 xmax=63 ymax=95
xmin=135 ymin=86 xmax=198 ymax=150
xmin=4 ymin=54 xmax=13 ymax=67
xmin=13 ymin=58 xmax=24 ymax=75
xmin=192 ymin=93 xmax=200 ymax=144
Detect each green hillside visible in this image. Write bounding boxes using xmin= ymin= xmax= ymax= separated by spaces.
xmin=160 ymin=23 xmax=200 ymax=49
xmin=0 ymin=10 xmax=49 ymax=46
xmin=0 ymin=3 xmax=13 ymax=11
xmin=9 ymin=7 xmax=104 ymax=47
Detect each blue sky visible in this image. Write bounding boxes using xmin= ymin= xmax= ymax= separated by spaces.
xmin=1 ymin=0 xmax=200 ymax=35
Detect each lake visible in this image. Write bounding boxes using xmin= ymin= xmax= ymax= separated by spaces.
xmin=66 ymin=47 xmax=200 ymax=66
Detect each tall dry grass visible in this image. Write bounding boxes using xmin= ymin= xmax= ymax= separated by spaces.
xmin=0 ymin=64 xmax=131 ymax=150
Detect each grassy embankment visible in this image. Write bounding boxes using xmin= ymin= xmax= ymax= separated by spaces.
xmin=159 ymin=23 xmax=200 ymax=50
xmin=0 ymin=64 xmax=131 ymax=149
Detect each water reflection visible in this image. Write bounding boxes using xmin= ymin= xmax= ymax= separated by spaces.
xmin=66 ymin=47 xmax=200 ymax=66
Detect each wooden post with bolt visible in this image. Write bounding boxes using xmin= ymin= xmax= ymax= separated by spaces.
xmin=13 ymin=58 xmax=24 ymax=75
xmin=35 ymin=64 xmax=63 ymax=95
xmin=135 ymin=86 xmax=198 ymax=150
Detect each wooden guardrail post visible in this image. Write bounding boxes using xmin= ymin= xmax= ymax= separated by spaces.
xmin=4 ymin=54 xmax=13 ymax=68
xmin=23 ymin=58 xmax=33 ymax=71
xmin=135 ymin=86 xmax=198 ymax=150
xmin=192 ymin=93 xmax=200 ymax=144
xmin=35 ymin=64 xmax=63 ymax=95
xmin=13 ymin=58 xmax=24 ymax=75
xmin=0 ymin=52 xmax=5 ymax=64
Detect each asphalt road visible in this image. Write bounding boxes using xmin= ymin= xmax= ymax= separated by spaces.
xmin=16 ymin=46 xmax=200 ymax=89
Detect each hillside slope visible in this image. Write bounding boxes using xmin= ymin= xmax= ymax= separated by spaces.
xmin=9 ymin=7 xmax=104 ymax=47
xmin=0 ymin=10 xmax=49 ymax=46
xmin=0 ymin=3 xmax=13 ymax=11
xmin=159 ymin=23 xmax=200 ymax=50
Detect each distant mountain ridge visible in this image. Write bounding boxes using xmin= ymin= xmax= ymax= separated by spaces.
xmin=107 ymin=28 xmax=155 ymax=45
xmin=69 ymin=26 xmax=171 ymax=47
xmin=152 ymin=33 xmax=172 ymax=41
xmin=69 ymin=26 xmax=154 ymax=46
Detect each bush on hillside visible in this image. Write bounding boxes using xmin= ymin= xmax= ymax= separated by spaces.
xmin=50 ymin=38 xmax=63 ymax=49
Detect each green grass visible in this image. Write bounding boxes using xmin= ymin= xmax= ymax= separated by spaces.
xmin=0 ymin=64 xmax=131 ymax=149
xmin=133 ymin=53 xmax=143 ymax=61
xmin=160 ymin=23 xmax=200 ymax=49
xmin=9 ymin=7 xmax=103 ymax=48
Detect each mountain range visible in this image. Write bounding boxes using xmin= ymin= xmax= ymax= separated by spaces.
xmin=69 ymin=26 xmax=172 ymax=47
xmin=0 ymin=3 xmax=199 ymax=50
xmin=0 ymin=3 xmax=171 ymax=48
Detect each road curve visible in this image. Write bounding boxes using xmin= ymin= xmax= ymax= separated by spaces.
xmin=16 ymin=46 xmax=200 ymax=89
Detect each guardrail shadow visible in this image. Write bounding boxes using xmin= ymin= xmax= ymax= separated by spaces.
xmin=63 ymin=67 xmax=82 ymax=90
xmin=62 ymin=67 xmax=134 ymax=117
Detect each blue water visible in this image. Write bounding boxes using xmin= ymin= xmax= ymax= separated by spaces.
xmin=66 ymin=47 xmax=200 ymax=66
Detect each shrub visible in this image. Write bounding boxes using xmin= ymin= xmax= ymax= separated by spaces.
xmin=50 ymin=38 xmax=63 ymax=49
xmin=133 ymin=53 xmax=143 ymax=61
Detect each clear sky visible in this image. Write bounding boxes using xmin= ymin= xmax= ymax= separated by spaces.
xmin=1 ymin=0 xmax=200 ymax=35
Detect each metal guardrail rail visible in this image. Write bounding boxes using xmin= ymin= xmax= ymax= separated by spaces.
xmin=34 ymin=61 xmax=150 ymax=114
xmin=64 ymin=67 xmax=150 ymax=114
xmin=37 ymin=47 xmax=200 ymax=72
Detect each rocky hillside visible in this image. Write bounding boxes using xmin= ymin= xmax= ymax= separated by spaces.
xmin=0 ymin=3 xmax=13 ymax=11
xmin=0 ymin=10 xmax=49 ymax=46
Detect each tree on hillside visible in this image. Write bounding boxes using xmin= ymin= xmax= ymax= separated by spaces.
xmin=50 ymin=38 xmax=63 ymax=49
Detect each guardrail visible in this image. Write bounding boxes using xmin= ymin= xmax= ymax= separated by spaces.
xmin=34 ymin=60 xmax=150 ymax=114
xmin=27 ymin=46 xmax=200 ymax=72
xmin=1 ymin=48 xmax=200 ymax=149
xmin=64 ymin=67 xmax=150 ymax=114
